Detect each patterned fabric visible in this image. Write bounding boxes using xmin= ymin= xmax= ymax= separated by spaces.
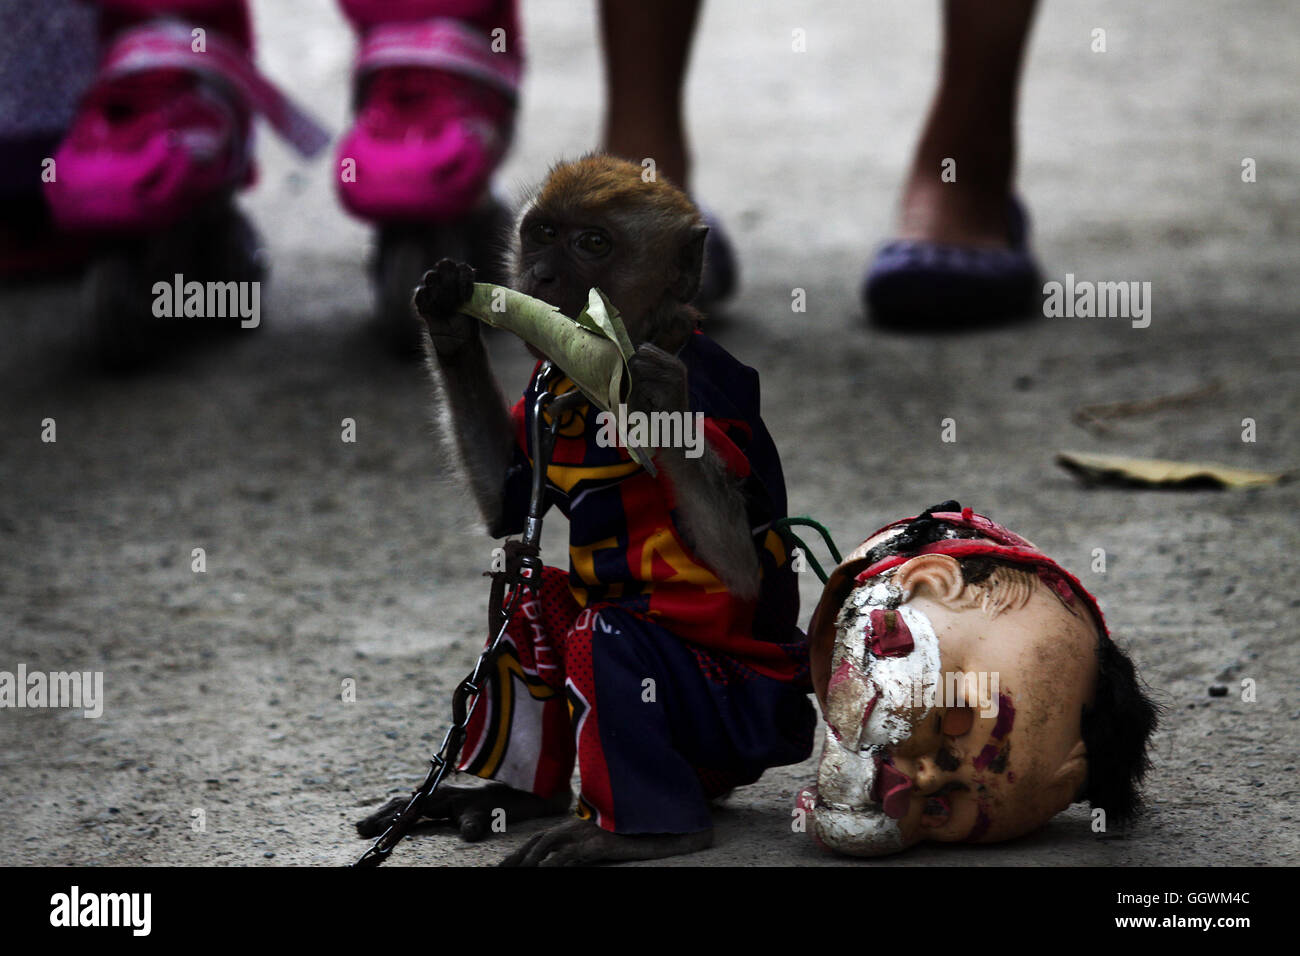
xmin=456 ymin=330 xmax=816 ymax=833
xmin=457 ymin=567 xmax=816 ymax=834
xmin=496 ymin=329 xmax=809 ymax=684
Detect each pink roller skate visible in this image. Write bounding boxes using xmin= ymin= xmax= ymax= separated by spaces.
xmin=45 ymin=0 xmax=328 ymax=368
xmin=335 ymin=0 xmax=521 ymax=354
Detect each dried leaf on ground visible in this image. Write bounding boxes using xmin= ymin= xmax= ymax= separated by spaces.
xmin=1056 ymin=450 xmax=1287 ymax=490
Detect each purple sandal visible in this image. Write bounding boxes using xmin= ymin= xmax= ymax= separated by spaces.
xmin=862 ymin=199 xmax=1041 ymax=329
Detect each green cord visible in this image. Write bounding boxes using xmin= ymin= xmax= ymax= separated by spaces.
xmin=772 ymin=516 xmax=843 ymax=585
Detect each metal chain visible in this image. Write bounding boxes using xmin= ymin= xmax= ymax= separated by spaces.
xmin=352 ymin=364 xmax=583 ymax=868
xmin=351 ymin=569 xmax=530 ymax=868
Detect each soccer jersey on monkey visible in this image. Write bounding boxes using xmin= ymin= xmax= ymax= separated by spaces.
xmin=496 ymin=329 xmax=809 ymax=685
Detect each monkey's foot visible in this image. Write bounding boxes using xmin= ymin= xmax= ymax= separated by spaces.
xmin=499 ymin=817 xmax=714 ymax=867
xmin=355 ymin=780 xmax=571 ymax=842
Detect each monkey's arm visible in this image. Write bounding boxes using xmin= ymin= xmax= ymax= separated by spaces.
xmin=627 ymin=344 xmax=762 ymax=601
xmin=656 ymin=444 xmax=762 ymax=602
xmin=429 ymin=341 xmax=517 ymax=534
xmin=416 ymin=261 xmax=517 ymax=534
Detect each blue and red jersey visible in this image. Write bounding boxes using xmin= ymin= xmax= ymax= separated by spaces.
xmin=495 ymin=330 xmax=808 ymax=685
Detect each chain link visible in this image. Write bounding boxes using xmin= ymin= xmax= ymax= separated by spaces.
xmin=352 ymin=367 xmax=583 ymax=868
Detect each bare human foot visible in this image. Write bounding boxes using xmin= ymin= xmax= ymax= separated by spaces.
xmin=897 ymin=121 xmax=1017 ymax=248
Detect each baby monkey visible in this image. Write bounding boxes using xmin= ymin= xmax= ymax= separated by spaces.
xmin=358 ymin=155 xmax=813 ymax=865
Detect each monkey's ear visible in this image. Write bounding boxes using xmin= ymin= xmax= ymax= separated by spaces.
xmin=671 ymin=223 xmax=709 ymax=302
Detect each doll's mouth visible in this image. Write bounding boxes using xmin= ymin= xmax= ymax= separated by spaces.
xmin=871 ymin=760 xmax=913 ymax=820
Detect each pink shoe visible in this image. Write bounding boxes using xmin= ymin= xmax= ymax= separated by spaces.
xmin=46 ymin=11 xmax=327 ymax=234
xmin=335 ymin=2 xmax=521 ymax=356
xmin=43 ymin=4 xmax=329 ymax=369
xmin=335 ymin=4 xmax=521 ymax=223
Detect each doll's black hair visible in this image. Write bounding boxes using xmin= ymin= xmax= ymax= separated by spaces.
xmin=856 ymin=500 xmax=979 ymax=569
xmin=1078 ymin=636 xmax=1160 ymax=826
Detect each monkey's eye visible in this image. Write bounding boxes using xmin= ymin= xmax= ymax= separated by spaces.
xmin=574 ymin=230 xmax=611 ymax=257
xmin=527 ymin=222 xmax=558 ymax=245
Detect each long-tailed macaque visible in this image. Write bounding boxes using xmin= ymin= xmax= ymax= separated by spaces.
xmin=357 ymin=155 xmax=814 ymax=865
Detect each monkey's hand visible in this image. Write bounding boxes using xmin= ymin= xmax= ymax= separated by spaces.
xmin=355 ymin=780 xmax=570 ymax=843
xmin=626 ymin=342 xmax=689 ymax=416
xmin=500 ymin=817 xmax=713 ymax=867
xmin=413 ymin=259 xmax=479 ymax=359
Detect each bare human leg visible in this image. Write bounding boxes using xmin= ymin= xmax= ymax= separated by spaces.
xmin=599 ymin=0 xmax=701 ymax=191
xmin=897 ymin=0 xmax=1039 ymax=248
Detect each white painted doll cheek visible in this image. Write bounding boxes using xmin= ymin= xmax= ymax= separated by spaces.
xmin=808 ymin=581 xmax=948 ymax=857
xmin=859 ymin=604 xmax=941 ymax=748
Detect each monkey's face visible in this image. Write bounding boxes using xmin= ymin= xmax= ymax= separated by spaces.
xmin=515 ymin=211 xmax=618 ymax=321
xmin=513 ymin=208 xmax=683 ymax=344
xmin=510 ymin=157 xmax=709 ymax=346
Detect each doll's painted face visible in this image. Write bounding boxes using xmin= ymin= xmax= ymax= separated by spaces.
xmin=803 ymin=532 xmax=1101 ymax=856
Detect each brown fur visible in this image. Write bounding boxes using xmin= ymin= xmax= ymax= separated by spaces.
xmin=395 ymin=158 xmax=761 ymax=863
xmin=508 ymin=156 xmax=708 ymax=352
xmin=533 ymin=154 xmax=700 ymax=224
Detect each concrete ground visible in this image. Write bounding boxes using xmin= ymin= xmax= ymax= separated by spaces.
xmin=1 ymin=0 xmax=1296 ymax=866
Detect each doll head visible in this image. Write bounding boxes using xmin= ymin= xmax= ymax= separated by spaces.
xmin=799 ymin=502 xmax=1158 ymax=856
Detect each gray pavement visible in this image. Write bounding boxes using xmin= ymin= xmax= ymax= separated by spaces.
xmin=1 ymin=0 xmax=1297 ymax=866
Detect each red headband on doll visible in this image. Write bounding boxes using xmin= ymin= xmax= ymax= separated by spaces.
xmin=850 ymin=506 xmax=1111 ymax=641
xmin=806 ymin=504 xmax=1111 ymax=710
